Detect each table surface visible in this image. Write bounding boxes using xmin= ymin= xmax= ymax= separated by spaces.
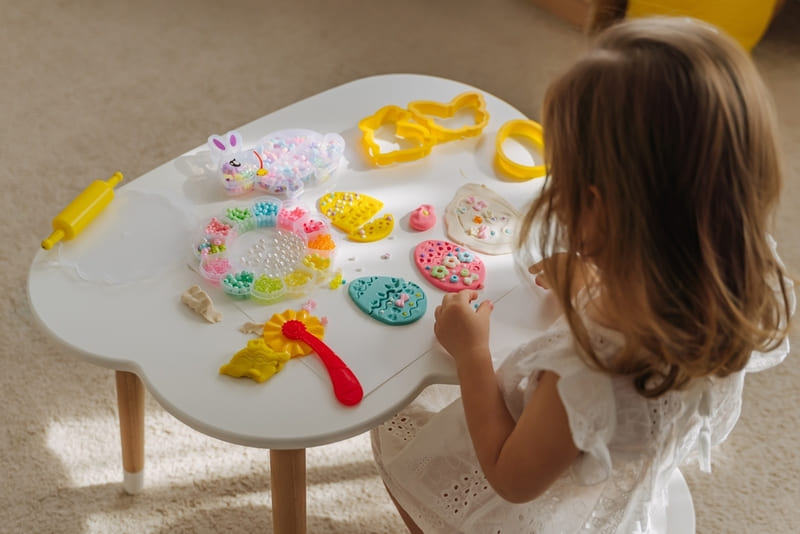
xmin=27 ymin=73 xmax=555 ymax=450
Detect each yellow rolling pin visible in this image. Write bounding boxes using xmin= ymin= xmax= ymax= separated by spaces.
xmin=41 ymin=172 xmax=124 ymax=250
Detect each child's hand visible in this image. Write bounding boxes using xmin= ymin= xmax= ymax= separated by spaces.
xmin=529 ymin=253 xmax=598 ymax=304
xmin=528 ymin=253 xmax=569 ymax=290
xmin=433 ymin=290 xmax=493 ymax=365
xmin=528 ymin=261 xmax=551 ymax=289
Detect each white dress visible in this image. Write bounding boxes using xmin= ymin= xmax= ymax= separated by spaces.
xmin=371 ymin=269 xmax=794 ymax=533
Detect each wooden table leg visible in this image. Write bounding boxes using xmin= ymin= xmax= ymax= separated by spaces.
xmin=270 ymin=448 xmax=307 ymax=534
xmin=115 ymin=370 xmax=145 ymax=494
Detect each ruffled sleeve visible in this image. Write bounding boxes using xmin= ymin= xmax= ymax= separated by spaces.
xmin=557 ymin=358 xmax=617 ymax=485
xmin=746 ymin=235 xmax=796 ymax=373
xmin=498 ymin=321 xmax=617 ymax=486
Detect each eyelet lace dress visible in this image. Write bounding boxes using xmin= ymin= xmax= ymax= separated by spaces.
xmin=371 ymin=248 xmax=794 ymax=533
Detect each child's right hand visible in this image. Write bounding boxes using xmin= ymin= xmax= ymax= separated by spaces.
xmin=433 ymin=290 xmax=493 ymax=366
xmin=528 ymin=262 xmax=551 ymax=289
xmin=528 ymin=253 xmax=569 ymax=290
xmin=528 ymin=253 xmax=595 ymax=295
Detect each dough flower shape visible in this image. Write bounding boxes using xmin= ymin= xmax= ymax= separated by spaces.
xmin=262 ymin=308 xmax=325 ymax=357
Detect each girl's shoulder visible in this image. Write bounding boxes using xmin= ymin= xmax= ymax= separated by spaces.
xmin=497 ymin=316 xmax=621 ymax=484
xmin=498 ymin=314 xmax=622 ymax=424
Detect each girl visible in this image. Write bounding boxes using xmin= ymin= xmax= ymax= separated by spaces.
xmin=371 ymin=17 xmax=795 ymax=533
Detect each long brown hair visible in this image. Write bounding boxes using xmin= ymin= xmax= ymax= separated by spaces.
xmin=518 ymin=17 xmax=794 ymax=397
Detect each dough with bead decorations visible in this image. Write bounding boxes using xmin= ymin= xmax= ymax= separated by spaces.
xmin=348 ymin=276 xmax=427 ymax=325
xmin=444 ymin=183 xmax=519 ymax=255
xmin=318 ymin=191 xmax=394 ymax=242
xmin=348 ymin=214 xmax=395 ymax=242
xmin=414 ymin=240 xmax=486 ymax=292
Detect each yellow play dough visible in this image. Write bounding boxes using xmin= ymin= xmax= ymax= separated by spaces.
xmin=262 ymin=308 xmax=325 ymax=358
xmin=347 ymin=214 xmax=395 ymax=242
xmin=219 ymin=338 xmax=291 ymax=383
xmin=318 ymin=192 xmax=383 ymax=234
xmin=626 ymin=0 xmax=778 ymax=51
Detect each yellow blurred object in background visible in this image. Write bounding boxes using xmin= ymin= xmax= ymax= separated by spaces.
xmin=626 ymin=0 xmax=779 ymax=51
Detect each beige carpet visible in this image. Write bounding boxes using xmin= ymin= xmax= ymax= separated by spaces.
xmin=3 ymin=1 xmax=798 ymax=532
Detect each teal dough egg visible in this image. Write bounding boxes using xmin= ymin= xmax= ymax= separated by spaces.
xmin=348 ymin=276 xmax=427 ymax=325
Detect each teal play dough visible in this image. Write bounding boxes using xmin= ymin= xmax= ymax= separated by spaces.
xmin=348 ymin=276 xmax=427 ymax=325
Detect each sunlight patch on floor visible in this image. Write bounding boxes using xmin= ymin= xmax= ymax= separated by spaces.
xmin=44 ymin=410 xmax=271 ymax=488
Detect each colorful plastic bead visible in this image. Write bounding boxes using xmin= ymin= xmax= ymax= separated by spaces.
xmin=430 ymin=265 xmax=448 ymax=279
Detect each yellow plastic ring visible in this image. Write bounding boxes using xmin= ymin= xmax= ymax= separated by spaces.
xmin=494 ymin=119 xmax=546 ymax=181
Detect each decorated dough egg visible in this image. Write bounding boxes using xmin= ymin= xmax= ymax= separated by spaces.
xmin=348 ymin=276 xmax=427 ymax=325
xmin=413 ymin=240 xmax=486 ymax=292
xmin=444 ymin=183 xmax=519 ymax=255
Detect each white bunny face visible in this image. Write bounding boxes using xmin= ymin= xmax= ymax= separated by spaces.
xmin=208 ymin=131 xmax=243 ymax=159
xmin=208 ymin=131 xmax=258 ymax=195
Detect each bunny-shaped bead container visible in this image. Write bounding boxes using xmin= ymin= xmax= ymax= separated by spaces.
xmin=208 ymin=129 xmax=346 ymax=198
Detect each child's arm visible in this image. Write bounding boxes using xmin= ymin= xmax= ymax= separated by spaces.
xmin=434 ymin=290 xmax=580 ymax=503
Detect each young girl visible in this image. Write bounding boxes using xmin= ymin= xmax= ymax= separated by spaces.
xmin=371 ymin=17 xmax=795 ymax=534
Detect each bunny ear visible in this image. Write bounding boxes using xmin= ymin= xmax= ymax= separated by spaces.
xmin=208 ymin=130 xmax=245 ymax=163
xmin=228 ymin=131 xmax=244 ymax=149
xmin=208 ymin=134 xmax=228 ymax=163
xmin=212 ymin=137 xmax=226 ymax=151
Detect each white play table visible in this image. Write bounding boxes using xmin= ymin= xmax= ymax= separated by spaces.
xmin=27 ymin=74 xmax=693 ymax=533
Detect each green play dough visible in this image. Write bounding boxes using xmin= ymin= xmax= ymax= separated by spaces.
xmin=347 ymin=276 xmax=427 ymax=325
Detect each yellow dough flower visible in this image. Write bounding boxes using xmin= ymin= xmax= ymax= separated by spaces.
xmin=262 ymin=308 xmax=325 ymax=358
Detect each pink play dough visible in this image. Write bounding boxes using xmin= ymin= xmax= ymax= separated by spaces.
xmin=413 ymin=239 xmax=486 ymax=292
xmin=409 ymin=204 xmax=436 ymax=231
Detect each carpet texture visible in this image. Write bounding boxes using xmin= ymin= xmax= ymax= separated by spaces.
xmin=3 ymin=1 xmax=798 ymax=532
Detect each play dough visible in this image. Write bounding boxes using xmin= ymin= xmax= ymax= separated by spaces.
xmin=318 ymin=192 xmax=383 ymax=233
xmin=318 ymin=191 xmax=394 ymax=242
xmin=262 ymin=308 xmax=325 ymax=358
xmin=219 ymin=338 xmax=291 ymax=383
xmin=444 ymin=183 xmax=519 ymax=255
xmin=239 ymin=321 xmax=264 ymax=335
xmin=348 ymin=276 xmax=427 ymax=325
xmin=409 ymin=204 xmax=436 ymax=231
xmin=348 ymin=214 xmax=395 ymax=242
xmin=414 ymin=240 xmax=486 ymax=292
xmin=181 ymin=285 xmax=222 ymax=323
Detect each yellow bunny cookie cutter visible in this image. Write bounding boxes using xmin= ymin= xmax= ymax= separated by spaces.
xmin=407 ymin=92 xmax=490 ymax=143
xmin=358 ymin=105 xmax=436 ymax=166
xmin=494 ymin=119 xmax=546 ymax=181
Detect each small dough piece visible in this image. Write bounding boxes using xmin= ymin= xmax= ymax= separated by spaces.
xmin=239 ymin=321 xmax=264 ymax=335
xmin=347 ymin=214 xmax=394 ymax=242
xmin=409 ymin=204 xmax=436 ymax=231
xmin=181 ymin=285 xmax=222 ymax=323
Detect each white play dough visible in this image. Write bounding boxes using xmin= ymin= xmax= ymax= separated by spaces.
xmin=444 ymin=183 xmax=520 ymax=254
xmin=180 ymin=285 xmax=222 ymax=323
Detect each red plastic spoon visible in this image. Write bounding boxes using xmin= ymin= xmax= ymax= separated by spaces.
xmin=281 ymin=319 xmax=363 ymax=406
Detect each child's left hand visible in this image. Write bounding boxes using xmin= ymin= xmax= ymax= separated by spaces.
xmin=433 ymin=290 xmax=493 ymax=366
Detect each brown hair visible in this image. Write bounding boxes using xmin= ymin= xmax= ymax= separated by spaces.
xmin=518 ymin=17 xmax=794 ymax=397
